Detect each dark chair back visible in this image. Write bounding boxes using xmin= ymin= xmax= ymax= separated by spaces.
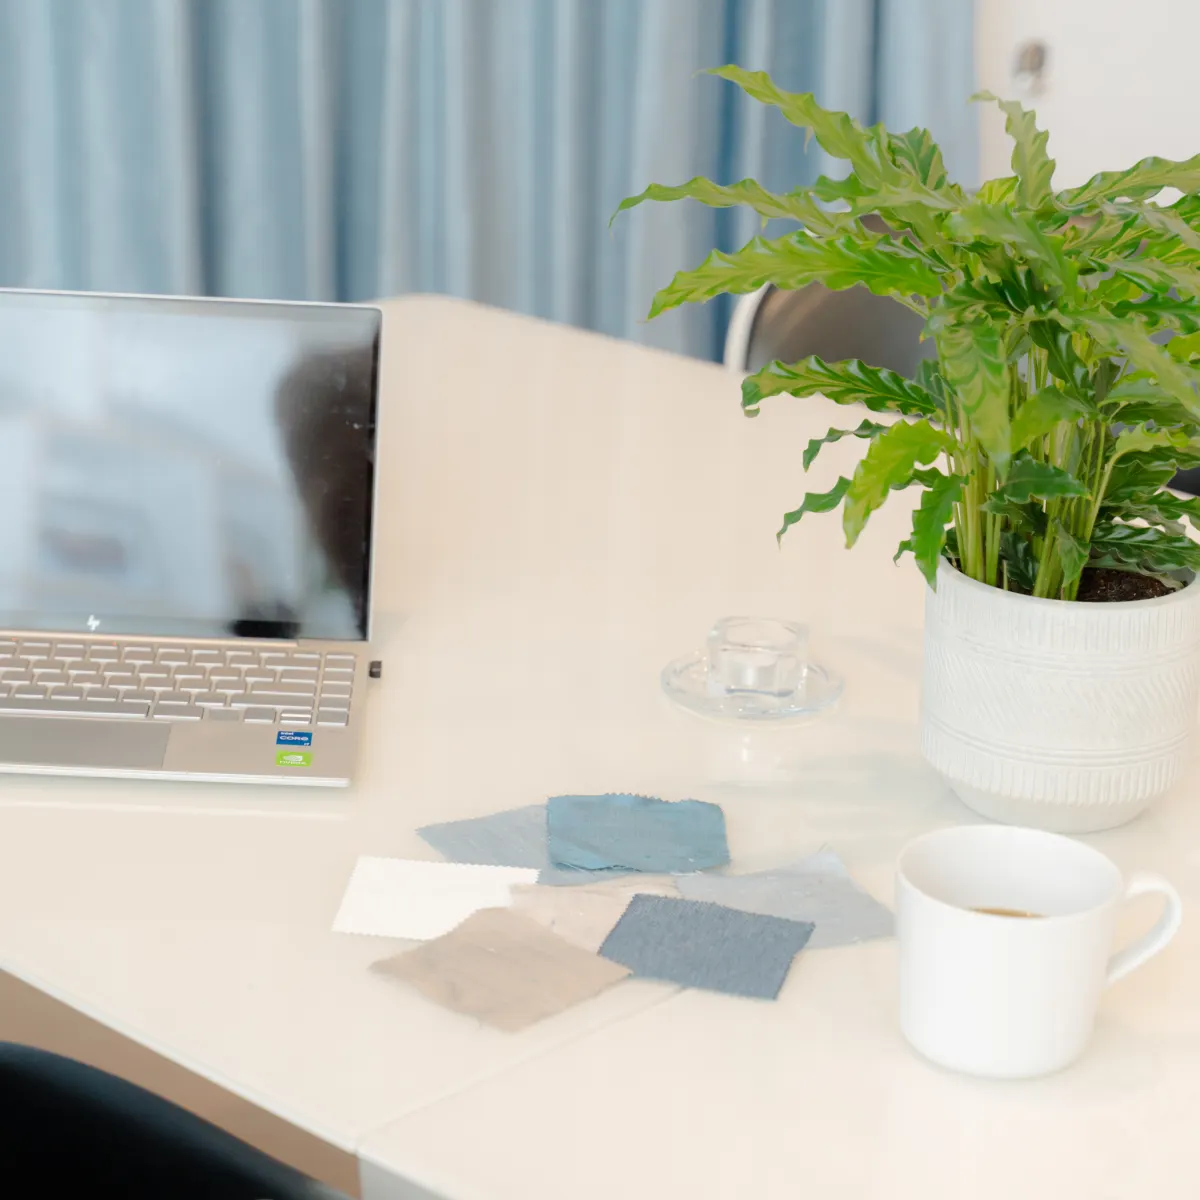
xmin=0 ymin=1042 xmax=340 ymax=1199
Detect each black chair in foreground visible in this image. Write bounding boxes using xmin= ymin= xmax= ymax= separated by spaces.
xmin=0 ymin=1042 xmax=345 ymax=1199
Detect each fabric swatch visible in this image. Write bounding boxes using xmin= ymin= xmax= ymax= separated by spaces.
xmin=676 ymin=847 xmax=893 ymax=949
xmin=510 ymin=875 xmax=680 ymax=953
xmin=373 ymin=907 xmax=631 ymax=1031
xmin=547 ymin=793 xmax=730 ymax=873
xmin=332 ymin=856 xmax=538 ymax=941
xmin=598 ymin=895 xmax=813 ymax=1000
xmin=416 ymin=804 xmax=632 ymax=887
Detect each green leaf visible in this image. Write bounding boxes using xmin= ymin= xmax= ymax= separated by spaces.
xmin=888 ymin=126 xmax=950 ymax=190
xmin=1000 ymin=531 xmax=1038 ymax=592
xmin=1168 ymin=331 xmax=1200 ymax=363
xmin=1010 ymin=386 xmax=1091 ymax=449
xmin=1103 ymin=373 xmax=1200 ymax=426
xmin=1109 ymin=259 xmax=1200 ymax=302
xmin=1027 ymin=320 xmax=1091 ymax=402
xmin=648 ymin=230 xmax=942 ymax=318
xmin=894 ymin=472 xmax=966 ymax=586
xmin=1103 ymin=455 xmax=1179 ymax=503
xmin=1114 ymin=202 xmax=1200 ymax=252
xmin=709 ymin=69 xmax=889 ymax=187
xmin=777 ymin=476 xmax=851 ymax=543
xmin=980 ymin=496 xmax=1049 ymax=538
xmin=913 ymin=358 xmax=950 ymax=408
xmin=842 ymin=420 xmax=952 ymax=547
xmin=975 ymin=175 xmax=1018 ymax=205
xmin=1075 ymin=314 xmax=1200 ymax=415
xmin=946 ymin=203 xmax=1075 ymax=292
xmin=990 ymin=452 xmax=1088 ymax=503
xmin=610 ymin=177 xmax=853 ymax=237
xmin=935 ymin=318 xmax=1012 ymax=471
xmin=1058 ymin=153 xmax=1200 ymax=208
xmin=1054 ymin=520 xmax=1090 ymax=590
xmin=802 ymin=419 xmax=889 ymax=470
xmin=708 ymin=67 xmax=959 ymax=217
xmin=1110 ymin=424 xmax=1187 ymax=461
xmin=1090 ymin=522 xmax=1200 ymax=573
xmin=973 ymin=91 xmax=1055 ymax=208
xmin=742 ymin=355 xmax=940 ymax=417
xmin=1104 ymin=492 xmax=1200 ymax=531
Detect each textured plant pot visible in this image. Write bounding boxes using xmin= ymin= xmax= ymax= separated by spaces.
xmin=921 ymin=561 xmax=1200 ymax=833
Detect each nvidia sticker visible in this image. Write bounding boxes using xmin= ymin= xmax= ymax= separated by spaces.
xmin=276 ymin=750 xmax=312 ymax=768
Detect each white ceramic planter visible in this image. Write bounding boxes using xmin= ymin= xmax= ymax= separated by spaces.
xmin=921 ymin=561 xmax=1200 ymax=833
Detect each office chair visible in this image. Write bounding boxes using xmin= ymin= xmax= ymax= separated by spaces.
xmin=724 ymin=279 xmax=935 ymax=378
xmin=0 ymin=1042 xmax=345 ymax=1199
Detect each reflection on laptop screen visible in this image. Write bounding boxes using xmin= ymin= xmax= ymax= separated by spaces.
xmin=0 ymin=291 xmax=381 ymax=641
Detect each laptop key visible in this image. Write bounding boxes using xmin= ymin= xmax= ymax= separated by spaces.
xmin=152 ymin=704 xmax=203 ymax=721
xmin=316 ymin=709 xmax=349 ymax=726
xmin=204 ymin=707 xmax=243 ymax=722
xmin=0 ymin=696 xmax=150 ymax=718
xmin=279 ymin=710 xmax=313 ymax=726
xmin=86 ymin=689 xmax=123 ymax=704
xmin=248 ymin=684 xmax=316 ymax=699
xmin=155 ymin=692 xmax=193 ymax=707
xmin=11 ymin=686 xmax=48 ymax=699
xmin=242 ymin=707 xmax=278 ymax=724
xmin=279 ymin=668 xmax=318 ymax=683
xmin=32 ymin=670 xmax=69 ymax=686
xmin=192 ymin=693 xmax=226 ymax=707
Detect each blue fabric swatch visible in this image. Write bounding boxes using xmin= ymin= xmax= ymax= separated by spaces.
xmin=677 ymin=848 xmax=893 ymax=949
xmin=416 ymin=804 xmax=632 ymax=886
xmin=546 ymin=794 xmax=730 ymax=873
xmin=598 ymin=895 xmax=813 ymax=1000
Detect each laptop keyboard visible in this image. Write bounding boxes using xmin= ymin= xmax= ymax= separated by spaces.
xmin=0 ymin=640 xmax=356 ymax=727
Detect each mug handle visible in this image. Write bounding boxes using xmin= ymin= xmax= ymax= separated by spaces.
xmin=1106 ymin=871 xmax=1183 ymax=986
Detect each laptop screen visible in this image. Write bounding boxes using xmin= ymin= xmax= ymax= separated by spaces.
xmin=0 ymin=291 xmax=381 ymax=641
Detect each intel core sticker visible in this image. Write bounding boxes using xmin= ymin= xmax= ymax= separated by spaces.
xmin=277 ymin=730 xmax=313 ymax=747
xmin=277 ymin=751 xmax=312 ymax=768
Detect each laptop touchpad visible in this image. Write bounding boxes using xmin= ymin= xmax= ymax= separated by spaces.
xmin=0 ymin=718 xmax=169 ymax=770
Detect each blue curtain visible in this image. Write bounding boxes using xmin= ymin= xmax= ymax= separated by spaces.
xmin=0 ymin=0 xmax=976 ymax=361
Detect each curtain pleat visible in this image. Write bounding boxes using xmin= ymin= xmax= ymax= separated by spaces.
xmin=0 ymin=0 xmax=976 ymax=359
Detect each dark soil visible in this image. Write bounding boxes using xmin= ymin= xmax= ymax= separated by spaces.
xmin=1074 ymin=568 xmax=1174 ymax=603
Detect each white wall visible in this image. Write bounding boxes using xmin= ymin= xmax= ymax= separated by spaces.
xmin=975 ymin=0 xmax=1200 ymax=188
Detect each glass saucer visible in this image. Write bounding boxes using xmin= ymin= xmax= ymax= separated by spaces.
xmin=661 ymin=652 xmax=844 ymax=723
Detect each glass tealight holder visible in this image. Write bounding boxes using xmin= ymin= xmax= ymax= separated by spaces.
xmin=662 ymin=614 xmax=842 ymax=723
xmin=705 ymin=617 xmax=807 ymax=698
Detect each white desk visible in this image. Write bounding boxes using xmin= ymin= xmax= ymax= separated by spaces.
xmin=2 ymin=296 xmax=1196 ymax=1200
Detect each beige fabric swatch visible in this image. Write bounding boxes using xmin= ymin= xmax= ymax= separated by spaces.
xmin=510 ymin=875 xmax=681 ymax=952
xmin=372 ymin=907 xmax=631 ymax=1032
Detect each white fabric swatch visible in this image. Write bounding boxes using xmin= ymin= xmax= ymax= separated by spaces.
xmin=332 ymin=856 xmax=539 ymax=941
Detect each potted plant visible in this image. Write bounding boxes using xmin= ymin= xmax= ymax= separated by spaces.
xmin=616 ymin=66 xmax=1200 ymax=833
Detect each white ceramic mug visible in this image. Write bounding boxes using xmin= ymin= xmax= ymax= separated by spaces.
xmin=896 ymin=825 xmax=1182 ymax=1079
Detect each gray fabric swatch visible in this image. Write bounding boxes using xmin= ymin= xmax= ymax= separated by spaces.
xmin=374 ymin=908 xmax=630 ymax=1032
xmin=547 ymin=794 xmax=730 ymax=873
xmin=676 ymin=847 xmax=893 ymax=949
xmin=598 ymin=894 xmax=813 ymax=1000
xmin=416 ymin=803 xmax=631 ymax=887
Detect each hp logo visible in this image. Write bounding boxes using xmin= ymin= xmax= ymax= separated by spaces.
xmin=86 ymin=615 xmax=101 ymax=632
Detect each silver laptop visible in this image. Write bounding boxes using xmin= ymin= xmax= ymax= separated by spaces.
xmin=0 ymin=288 xmax=382 ymax=786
